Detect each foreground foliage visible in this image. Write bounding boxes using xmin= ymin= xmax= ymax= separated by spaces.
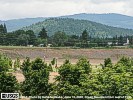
xmin=0 ymin=54 xmax=133 ymax=100
xmin=0 ymin=72 xmax=19 ymax=93
xmin=0 ymin=54 xmax=12 ymax=72
xmin=20 ymin=58 xmax=52 ymax=97
xmin=50 ymin=57 xmax=133 ymax=100
xmin=0 ymin=54 xmax=19 ymax=93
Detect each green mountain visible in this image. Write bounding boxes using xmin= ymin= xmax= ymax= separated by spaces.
xmin=1 ymin=13 xmax=133 ymax=32
xmin=62 ymin=13 xmax=133 ymax=29
xmin=22 ymin=18 xmax=133 ymax=37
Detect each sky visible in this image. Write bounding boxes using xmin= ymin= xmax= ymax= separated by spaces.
xmin=0 ymin=0 xmax=133 ymax=20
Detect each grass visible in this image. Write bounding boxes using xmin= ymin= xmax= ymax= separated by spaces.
xmin=0 ymin=45 xmax=131 ymax=49
xmin=0 ymin=46 xmax=46 ymax=49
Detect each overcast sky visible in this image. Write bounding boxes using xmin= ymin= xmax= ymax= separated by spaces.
xmin=0 ymin=0 xmax=133 ymax=20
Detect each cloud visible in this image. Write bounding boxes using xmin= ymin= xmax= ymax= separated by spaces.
xmin=89 ymin=0 xmax=126 ymax=4
xmin=0 ymin=0 xmax=132 ymax=20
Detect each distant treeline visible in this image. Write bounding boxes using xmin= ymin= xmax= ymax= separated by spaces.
xmin=0 ymin=24 xmax=133 ymax=47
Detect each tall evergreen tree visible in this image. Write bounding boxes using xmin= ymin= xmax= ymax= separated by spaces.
xmin=118 ymin=35 xmax=124 ymax=46
xmin=0 ymin=24 xmax=4 ymax=33
xmin=3 ymin=23 xmax=7 ymax=33
xmin=38 ymin=27 xmax=48 ymax=39
xmin=81 ymin=29 xmax=88 ymax=48
xmin=81 ymin=29 xmax=88 ymax=43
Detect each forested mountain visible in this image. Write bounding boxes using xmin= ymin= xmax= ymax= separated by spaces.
xmin=0 ymin=17 xmax=45 ymax=32
xmin=1 ymin=13 xmax=133 ymax=32
xmin=22 ymin=18 xmax=133 ymax=37
xmin=62 ymin=13 xmax=133 ymax=29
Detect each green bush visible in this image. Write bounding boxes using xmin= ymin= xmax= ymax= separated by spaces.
xmin=21 ymin=58 xmax=51 ymax=96
xmin=14 ymin=57 xmax=21 ymax=71
xmin=0 ymin=72 xmax=19 ymax=93
xmin=0 ymin=54 xmax=12 ymax=72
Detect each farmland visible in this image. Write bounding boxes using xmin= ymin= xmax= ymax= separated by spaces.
xmin=2 ymin=46 xmax=132 ymax=82
xmin=0 ymin=46 xmax=133 ymax=65
xmin=0 ymin=46 xmax=133 ymax=99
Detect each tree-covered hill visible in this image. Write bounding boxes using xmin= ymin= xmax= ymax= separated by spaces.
xmin=22 ymin=18 xmax=133 ymax=37
xmin=62 ymin=13 xmax=133 ymax=29
xmin=1 ymin=13 xmax=133 ymax=32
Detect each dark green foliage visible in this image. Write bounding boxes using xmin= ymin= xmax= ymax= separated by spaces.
xmin=115 ymin=57 xmax=133 ymax=73
xmin=31 ymin=58 xmax=48 ymax=70
xmin=0 ymin=24 xmax=4 ymax=33
xmin=35 ymin=38 xmax=47 ymax=46
xmin=26 ymin=30 xmax=36 ymax=45
xmin=0 ymin=72 xmax=19 ymax=93
xmin=0 ymin=29 xmax=37 ymax=46
xmin=51 ymin=58 xmax=92 ymax=97
xmin=51 ymin=57 xmax=133 ymax=99
xmin=101 ymin=58 xmax=113 ymax=69
xmin=48 ymin=64 xmax=53 ymax=72
xmin=51 ymin=58 xmax=56 ymax=65
xmin=81 ymin=29 xmax=88 ymax=48
xmin=118 ymin=56 xmax=132 ymax=67
xmin=38 ymin=27 xmax=47 ymax=39
xmin=18 ymin=34 xmax=29 ymax=45
xmin=21 ymin=57 xmax=31 ymax=75
xmin=0 ymin=54 xmax=19 ymax=94
xmin=0 ymin=53 xmax=133 ymax=99
xmin=3 ymin=23 xmax=7 ymax=33
xmin=76 ymin=58 xmax=91 ymax=74
xmin=21 ymin=58 xmax=51 ymax=96
xmin=97 ymin=57 xmax=133 ymax=98
xmin=97 ymin=69 xmax=131 ymax=99
xmin=51 ymin=31 xmax=68 ymax=46
xmin=118 ymin=35 xmax=124 ymax=46
xmin=0 ymin=24 xmax=7 ymax=33
xmin=129 ymin=36 xmax=133 ymax=45
xmin=82 ymin=29 xmax=88 ymax=43
xmin=58 ymin=64 xmax=81 ymax=85
xmin=64 ymin=59 xmax=70 ymax=64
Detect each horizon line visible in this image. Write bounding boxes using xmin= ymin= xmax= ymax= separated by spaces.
xmin=0 ymin=12 xmax=133 ymax=21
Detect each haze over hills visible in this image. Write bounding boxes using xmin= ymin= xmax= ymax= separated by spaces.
xmin=0 ymin=13 xmax=133 ymax=32
xmin=22 ymin=18 xmax=133 ymax=37
xmin=62 ymin=13 xmax=133 ymax=29
xmin=0 ymin=17 xmax=46 ymax=32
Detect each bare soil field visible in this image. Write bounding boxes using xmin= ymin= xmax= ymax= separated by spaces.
xmin=0 ymin=47 xmax=133 ymax=65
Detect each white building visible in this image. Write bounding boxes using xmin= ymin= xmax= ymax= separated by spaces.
xmin=123 ymin=38 xmax=129 ymax=45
